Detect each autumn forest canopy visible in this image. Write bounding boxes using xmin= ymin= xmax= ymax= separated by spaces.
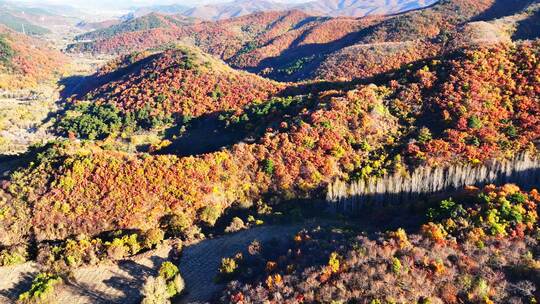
xmin=0 ymin=0 xmax=540 ymax=303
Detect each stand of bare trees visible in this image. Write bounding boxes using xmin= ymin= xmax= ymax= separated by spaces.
xmin=327 ymin=152 xmax=540 ymax=212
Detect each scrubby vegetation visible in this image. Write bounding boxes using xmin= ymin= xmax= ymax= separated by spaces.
xmin=18 ymin=273 xmax=62 ymax=303
xmin=0 ymin=34 xmax=14 ymax=66
xmin=141 ymin=261 xmax=185 ymax=304
xmin=219 ymin=184 xmax=540 ymax=303
xmin=0 ymin=244 xmax=27 ymax=266
xmin=58 ymin=102 xmax=174 ymax=140
xmin=58 ymin=103 xmax=124 ymax=140
xmin=35 ymin=229 xmax=165 ymax=272
xmin=0 ymin=140 xmax=250 ymax=244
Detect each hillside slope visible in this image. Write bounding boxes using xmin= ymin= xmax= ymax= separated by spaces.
xmin=76 ymin=13 xmax=197 ymax=41
xmin=86 ymin=46 xmax=281 ymax=116
xmin=0 ymin=11 xmax=50 ymax=36
xmin=58 ymin=46 xmax=283 ymax=141
xmin=0 ymin=25 xmax=66 ymax=90
xmin=2 ymin=40 xmax=539 ymax=246
xmin=219 ymin=184 xmax=540 ymax=303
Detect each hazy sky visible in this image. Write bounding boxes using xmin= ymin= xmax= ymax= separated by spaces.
xmin=8 ymin=0 xmax=311 ymax=17
xmin=11 ymin=0 xmax=310 ymax=7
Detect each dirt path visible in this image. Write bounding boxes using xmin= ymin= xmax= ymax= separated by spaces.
xmin=178 ymin=224 xmax=303 ymax=303
xmin=0 ymin=224 xmax=305 ymax=304
xmin=0 ymin=262 xmax=39 ymax=303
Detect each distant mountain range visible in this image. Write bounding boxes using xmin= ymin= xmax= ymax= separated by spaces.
xmin=296 ymin=0 xmax=439 ymax=17
xmin=0 ymin=0 xmax=83 ymax=35
xmin=123 ymin=4 xmax=192 ymax=20
xmin=69 ymin=0 xmax=540 ymax=83
xmin=181 ymin=0 xmax=289 ymax=20
xmin=128 ymin=0 xmax=440 ymax=21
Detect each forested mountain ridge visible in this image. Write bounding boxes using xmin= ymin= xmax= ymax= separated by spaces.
xmin=59 ymin=46 xmax=283 ymax=141
xmin=67 ymin=0 xmax=540 ymax=82
xmin=3 ymin=39 xmax=539 ymax=245
xmin=75 ymin=13 xmax=198 ymax=42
